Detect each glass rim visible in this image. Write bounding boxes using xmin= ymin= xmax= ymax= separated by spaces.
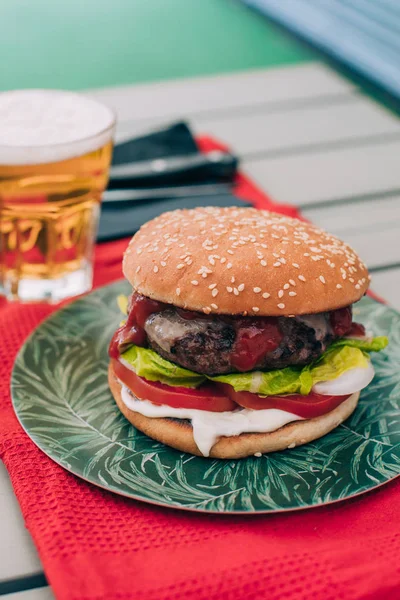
xmin=0 ymin=90 xmax=116 ymax=163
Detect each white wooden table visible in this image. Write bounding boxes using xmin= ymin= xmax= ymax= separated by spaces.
xmin=1 ymin=62 xmax=400 ymax=598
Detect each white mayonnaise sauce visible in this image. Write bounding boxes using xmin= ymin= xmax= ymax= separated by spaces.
xmin=120 ymin=384 xmax=303 ymax=457
xmin=313 ymin=362 xmax=374 ymax=396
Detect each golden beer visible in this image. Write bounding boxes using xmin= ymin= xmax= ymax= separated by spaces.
xmin=0 ymin=90 xmax=115 ymax=301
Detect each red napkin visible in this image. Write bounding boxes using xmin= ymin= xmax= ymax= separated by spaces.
xmin=1 ymin=139 xmax=399 ymax=600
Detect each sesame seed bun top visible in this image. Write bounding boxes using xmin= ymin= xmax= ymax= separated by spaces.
xmin=122 ymin=207 xmax=370 ymax=316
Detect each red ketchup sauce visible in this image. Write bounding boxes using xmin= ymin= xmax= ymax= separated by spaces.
xmin=329 ymin=306 xmax=366 ymax=338
xmin=330 ymin=306 xmax=352 ymax=337
xmin=347 ymin=322 xmax=366 ymax=337
xmin=108 ymin=293 xmax=166 ymax=358
xmin=230 ymin=318 xmax=283 ymax=372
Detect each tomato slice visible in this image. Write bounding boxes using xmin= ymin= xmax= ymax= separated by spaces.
xmin=112 ymin=359 xmax=350 ymax=418
xmin=217 ymin=383 xmax=351 ymax=419
xmin=112 ymin=359 xmax=237 ymax=412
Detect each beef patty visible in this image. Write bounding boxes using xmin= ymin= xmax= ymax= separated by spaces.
xmin=144 ymin=307 xmax=340 ymax=375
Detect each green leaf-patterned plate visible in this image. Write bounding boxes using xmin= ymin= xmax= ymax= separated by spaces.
xmin=11 ymin=281 xmax=400 ymax=513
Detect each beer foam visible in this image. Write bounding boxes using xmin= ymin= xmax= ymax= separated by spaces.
xmin=0 ymin=90 xmax=115 ymax=165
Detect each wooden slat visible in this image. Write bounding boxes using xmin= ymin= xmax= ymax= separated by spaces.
xmin=0 ymin=463 xmax=42 ymax=581
xmin=89 ymin=63 xmax=353 ymax=122
xmin=244 ymin=140 xmax=400 ymax=205
xmin=303 ymin=195 xmax=400 ymax=269
xmin=370 ymin=268 xmax=400 ymax=311
xmin=114 ymin=96 xmax=400 ymax=156
xmin=191 ymin=98 xmax=400 ymax=156
xmin=3 ymin=588 xmax=53 ymax=600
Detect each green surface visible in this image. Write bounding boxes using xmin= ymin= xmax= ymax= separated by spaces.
xmin=11 ymin=285 xmax=400 ymax=513
xmin=0 ymin=0 xmax=311 ymax=92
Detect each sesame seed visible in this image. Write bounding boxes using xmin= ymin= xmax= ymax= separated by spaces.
xmin=209 ymin=283 xmax=217 ymax=289
xmin=252 ymin=307 xmax=260 ymax=313
xmin=202 ymin=273 xmax=208 ymax=278
xmin=160 ymin=261 xmax=166 ymax=267
xmin=292 ymin=263 xmax=300 ymax=269
xmin=153 ymin=265 xmax=159 ymax=273
xmin=191 ymin=280 xmax=199 ymax=286
xmin=277 ymin=303 xmax=285 ymax=309
xmin=278 ymin=290 xmax=284 ymax=298
xmin=289 ymin=279 xmax=296 ymax=286
xmin=176 ymin=288 xmax=181 ymax=296
xmin=211 ymin=303 xmax=218 ymax=310
xmin=234 ymin=288 xmax=239 ymax=296
xmin=227 ymin=263 xmax=232 ymax=269
xmin=227 ymin=250 xmax=234 ymax=255
xmin=212 ymin=289 xmax=219 ymax=297
xmin=273 ymin=262 xmax=281 ymax=267
xmin=283 ymin=283 xmax=290 ymax=290
xmin=355 ymin=284 xmax=361 ymax=289
xmin=177 ymin=263 xmax=185 ymax=270
xmin=336 ymin=284 xmax=342 ymax=289
xmin=203 ymin=307 xmax=211 ymax=314
xmin=262 ymin=292 xmax=270 ymax=299
xmin=260 ymin=260 xmax=267 ymax=267
xmin=231 ymin=276 xmax=235 ymax=283
xmin=220 ymin=257 xmax=226 ymax=264
xmin=253 ymin=287 xmax=261 ymax=293
xmin=238 ymin=283 xmax=245 ymax=292
xmin=289 ymin=291 xmax=297 ymax=297
xmin=136 ymin=266 xmax=141 ymax=273
xmin=319 ymin=275 xmax=326 ymax=284
xmin=227 ymin=287 xmax=233 ymax=293
xmin=298 ymin=275 xmax=306 ymax=282
xmin=208 ymin=257 xmax=215 ymax=266
xmin=349 ymin=278 xmax=355 ymax=283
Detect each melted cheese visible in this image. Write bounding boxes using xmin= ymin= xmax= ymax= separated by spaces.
xmin=120 ymin=384 xmax=302 ymax=457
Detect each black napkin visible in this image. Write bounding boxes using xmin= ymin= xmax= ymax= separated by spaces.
xmin=112 ymin=122 xmax=199 ymax=165
xmin=97 ymin=122 xmax=242 ymax=242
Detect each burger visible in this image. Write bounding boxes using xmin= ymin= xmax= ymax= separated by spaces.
xmin=108 ymin=207 xmax=387 ymax=459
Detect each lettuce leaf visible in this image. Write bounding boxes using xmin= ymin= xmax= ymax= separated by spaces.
xmin=331 ymin=336 xmax=388 ymax=352
xmin=117 ymin=294 xmax=129 ymax=316
xmin=118 ymin=335 xmax=388 ymax=394
xmin=210 ymin=345 xmax=370 ymax=396
xmin=310 ymin=345 xmax=369 ymax=385
xmin=210 ymin=366 xmax=313 ymax=396
xmin=121 ymin=345 xmax=205 ymax=388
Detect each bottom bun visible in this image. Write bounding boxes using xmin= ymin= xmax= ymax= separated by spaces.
xmin=108 ymin=364 xmax=360 ymax=459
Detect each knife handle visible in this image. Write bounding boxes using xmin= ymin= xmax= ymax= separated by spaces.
xmin=108 ymin=150 xmax=238 ymax=188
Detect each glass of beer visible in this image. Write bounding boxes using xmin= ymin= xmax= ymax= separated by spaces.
xmin=0 ymin=90 xmax=115 ymax=302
